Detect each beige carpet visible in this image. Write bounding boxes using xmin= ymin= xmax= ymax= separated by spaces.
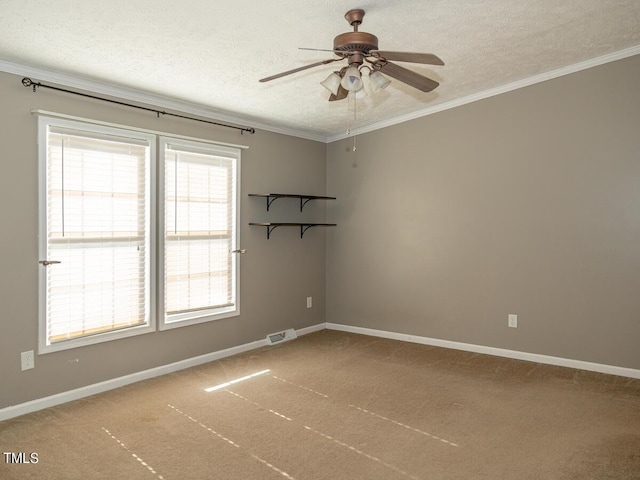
xmin=1 ymin=330 xmax=639 ymax=479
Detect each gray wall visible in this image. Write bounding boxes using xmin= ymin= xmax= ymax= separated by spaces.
xmin=3 ymin=53 xmax=639 ymax=410
xmin=326 ymin=54 xmax=640 ymax=370
xmin=0 ymin=71 xmax=328 ymax=408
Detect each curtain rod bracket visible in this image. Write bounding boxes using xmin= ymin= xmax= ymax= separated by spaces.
xmin=21 ymin=77 xmax=255 ymax=135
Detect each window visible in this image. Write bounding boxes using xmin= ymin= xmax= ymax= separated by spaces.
xmin=159 ymin=138 xmax=240 ymax=328
xmin=38 ymin=116 xmax=240 ymax=353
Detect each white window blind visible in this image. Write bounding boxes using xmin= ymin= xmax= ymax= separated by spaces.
xmin=39 ymin=118 xmax=154 ymax=351
xmin=160 ymin=139 xmax=240 ymax=327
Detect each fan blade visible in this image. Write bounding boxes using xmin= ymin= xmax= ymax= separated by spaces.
xmin=259 ymin=58 xmax=340 ymax=82
xmin=372 ymin=51 xmax=444 ymax=66
xmin=380 ymin=62 xmax=439 ymax=92
xmin=329 ymin=84 xmax=348 ymax=102
xmin=299 ymin=47 xmax=350 ymax=57
xmin=299 ymin=47 xmax=338 ymax=53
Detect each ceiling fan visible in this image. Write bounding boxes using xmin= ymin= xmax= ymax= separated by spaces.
xmin=259 ymin=9 xmax=444 ymax=101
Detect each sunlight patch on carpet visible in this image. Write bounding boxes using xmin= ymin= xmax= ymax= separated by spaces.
xmin=168 ymin=404 xmax=241 ymax=448
xmin=102 ymin=427 xmax=165 ymax=479
xmin=226 ymin=389 xmax=293 ymax=421
xmin=268 ymin=373 xmax=459 ymax=447
xmin=168 ymin=404 xmax=296 ymax=479
xmin=204 ymin=369 xmax=271 ymax=392
xmin=303 ymin=425 xmax=422 ymax=480
xmin=270 ymin=374 xmax=330 ymax=398
xmin=349 ymin=404 xmax=459 ymax=447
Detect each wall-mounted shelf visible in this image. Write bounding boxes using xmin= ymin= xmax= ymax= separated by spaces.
xmin=249 ymin=193 xmax=336 ymax=212
xmin=249 ymin=222 xmax=337 ymax=239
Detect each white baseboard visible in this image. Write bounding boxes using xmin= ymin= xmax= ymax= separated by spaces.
xmin=3 ymin=322 xmax=637 ymax=422
xmin=0 ymin=323 xmax=324 ymax=422
xmin=295 ymin=323 xmax=326 ymax=336
xmin=326 ymin=323 xmax=640 ymax=380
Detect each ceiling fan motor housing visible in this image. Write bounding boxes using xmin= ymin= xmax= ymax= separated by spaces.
xmin=333 ymin=32 xmax=379 ymax=55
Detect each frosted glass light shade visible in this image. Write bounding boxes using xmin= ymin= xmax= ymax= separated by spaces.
xmin=341 ymin=66 xmax=363 ymax=91
xmin=369 ymin=71 xmax=391 ymax=92
xmin=353 ymin=86 xmax=367 ymax=99
xmin=320 ymin=72 xmax=341 ymax=95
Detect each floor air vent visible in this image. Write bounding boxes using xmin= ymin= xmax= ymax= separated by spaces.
xmin=266 ymin=328 xmax=297 ymax=345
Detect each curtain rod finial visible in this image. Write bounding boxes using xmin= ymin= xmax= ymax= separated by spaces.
xmin=22 ymin=77 xmax=38 ymax=92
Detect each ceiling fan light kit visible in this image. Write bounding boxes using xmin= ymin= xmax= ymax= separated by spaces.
xmin=341 ymin=65 xmax=363 ymax=91
xmin=320 ymin=72 xmax=342 ymax=95
xmin=259 ymin=8 xmax=444 ymax=101
xmin=369 ymin=71 xmax=391 ymax=92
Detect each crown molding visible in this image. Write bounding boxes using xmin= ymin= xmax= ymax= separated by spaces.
xmin=0 ymin=60 xmax=327 ymax=143
xmin=325 ymin=44 xmax=640 ymax=143
xmin=3 ymin=44 xmax=639 ymax=145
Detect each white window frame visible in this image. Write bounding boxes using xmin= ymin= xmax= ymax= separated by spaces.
xmin=38 ymin=116 xmax=157 ymax=353
xmin=158 ymin=137 xmax=241 ymax=330
xmin=37 ymin=114 xmax=242 ymax=353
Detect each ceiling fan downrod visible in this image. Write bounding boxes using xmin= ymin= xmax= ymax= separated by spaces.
xmin=344 ymin=9 xmax=365 ymax=30
xmin=333 ymin=9 xmax=379 ymax=60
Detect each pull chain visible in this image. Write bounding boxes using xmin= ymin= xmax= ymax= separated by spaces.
xmin=352 ymin=93 xmax=357 ymax=152
xmin=346 ymin=92 xmax=357 ymax=152
xmin=61 ymin=138 xmax=65 ymax=237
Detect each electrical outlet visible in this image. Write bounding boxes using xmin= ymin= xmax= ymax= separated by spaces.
xmin=21 ymin=350 xmax=35 ymax=371
xmin=508 ymin=314 xmax=518 ymax=328
xmin=307 ymin=296 xmax=312 ymax=308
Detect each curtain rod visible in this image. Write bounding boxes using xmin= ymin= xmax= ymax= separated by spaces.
xmin=21 ymin=77 xmax=256 ymax=135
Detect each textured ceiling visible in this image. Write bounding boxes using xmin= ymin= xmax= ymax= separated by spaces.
xmin=1 ymin=0 xmax=640 ymax=141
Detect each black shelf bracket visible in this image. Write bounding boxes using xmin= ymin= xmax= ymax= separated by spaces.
xmin=300 ymin=224 xmax=319 ymax=238
xmin=266 ymin=224 xmax=280 ymax=239
xmin=300 ymin=197 xmax=313 ymax=212
xmin=266 ymin=196 xmax=279 ymax=211
xmin=249 ymin=223 xmax=336 ymax=239
xmin=249 ymin=193 xmax=336 ymax=212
